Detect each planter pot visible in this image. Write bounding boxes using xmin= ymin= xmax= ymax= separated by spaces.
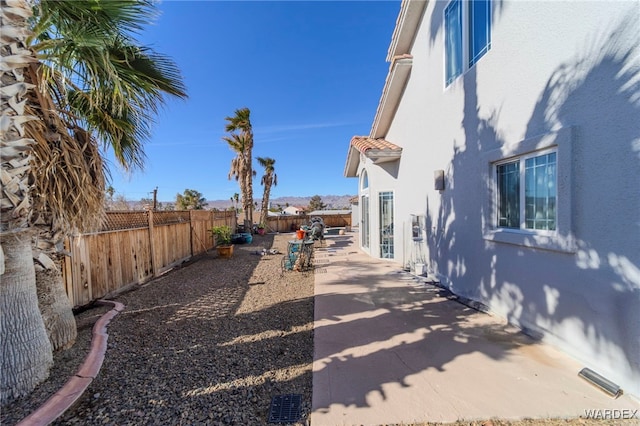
xmin=231 ymin=234 xmax=245 ymax=244
xmin=216 ymin=244 xmax=234 ymax=259
xmin=257 ymin=228 xmax=265 ymax=235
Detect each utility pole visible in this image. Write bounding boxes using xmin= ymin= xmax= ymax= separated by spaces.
xmin=152 ymin=187 xmax=158 ymax=210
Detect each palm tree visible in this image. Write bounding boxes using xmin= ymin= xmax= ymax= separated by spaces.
xmin=231 ymin=192 xmax=240 ymax=214
xmin=106 ymin=186 xmax=116 ymax=209
xmin=0 ymin=0 xmax=54 ymax=403
xmin=223 ymin=108 xmax=255 ymax=230
xmin=222 ymin=130 xmax=255 ymax=229
xmin=257 ymin=157 xmax=277 ymax=226
xmin=0 ymin=0 xmax=186 ymax=401
xmin=22 ymin=0 xmax=186 ymax=352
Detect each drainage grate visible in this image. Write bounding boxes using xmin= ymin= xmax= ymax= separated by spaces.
xmin=268 ymin=394 xmax=302 ymax=423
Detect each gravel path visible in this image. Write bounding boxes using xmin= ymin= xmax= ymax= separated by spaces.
xmin=2 ymin=233 xmax=314 ymax=426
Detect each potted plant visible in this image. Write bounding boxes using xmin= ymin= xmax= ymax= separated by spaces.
xmin=210 ymin=225 xmax=234 ymax=258
xmin=256 ymin=223 xmax=266 ymax=235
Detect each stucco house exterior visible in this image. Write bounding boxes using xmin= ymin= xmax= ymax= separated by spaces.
xmin=345 ymin=0 xmax=639 ymax=397
xmin=282 ymin=205 xmax=306 ymax=215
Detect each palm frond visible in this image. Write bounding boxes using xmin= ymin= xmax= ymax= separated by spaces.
xmin=31 ymin=0 xmax=158 ymax=44
xmin=29 ymin=0 xmax=187 ymax=172
xmin=25 ymin=77 xmax=106 ymax=234
xmin=224 ymin=107 xmax=252 ymax=134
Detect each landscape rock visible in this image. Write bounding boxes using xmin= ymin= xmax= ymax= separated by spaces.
xmin=1 ymin=233 xmax=313 ymax=426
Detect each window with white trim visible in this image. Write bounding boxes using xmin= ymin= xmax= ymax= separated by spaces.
xmin=496 ymin=150 xmax=557 ymax=231
xmin=445 ymin=0 xmax=491 ymax=86
xmin=482 ymin=127 xmax=575 ymax=253
xmin=444 ymin=0 xmax=463 ymax=85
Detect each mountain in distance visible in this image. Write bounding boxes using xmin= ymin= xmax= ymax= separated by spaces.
xmin=117 ymin=194 xmax=355 ymax=211
xmin=205 ymin=194 xmax=355 ymax=210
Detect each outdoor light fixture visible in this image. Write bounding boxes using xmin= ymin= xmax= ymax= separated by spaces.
xmin=578 ymin=368 xmax=621 ymax=397
xmin=434 ymin=170 xmax=445 ymax=191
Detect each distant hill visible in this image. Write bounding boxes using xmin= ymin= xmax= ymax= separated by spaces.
xmin=206 ymin=194 xmax=355 ymax=211
xmin=113 ymin=194 xmax=355 ymax=211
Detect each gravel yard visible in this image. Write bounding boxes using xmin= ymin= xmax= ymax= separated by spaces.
xmin=3 ymin=232 xmax=637 ymax=426
xmin=2 ymin=233 xmax=314 ymax=426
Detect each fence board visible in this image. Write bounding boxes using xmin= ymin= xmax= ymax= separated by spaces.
xmin=153 ymin=222 xmax=192 ymax=273
xmin=63 ymin=210 xmax=236 ymax=307
xmin=134 ymin=229 xmax=153 ymax=282
xmin=264 ymin=213 xmax=351 ymax=233
xmin=89 ymin=234 xmax=108 ymax=300
xmin=67 ymin=235 xmax=92 ymax=306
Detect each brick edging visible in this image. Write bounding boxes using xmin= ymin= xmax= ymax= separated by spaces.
xmin=17 ymin=300 xmax=125 ymax=426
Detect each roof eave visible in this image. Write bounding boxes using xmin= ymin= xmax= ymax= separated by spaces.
xmin=366 ymin=149 xmax=403 ymax=165
xmin=344 ymin=145 xmax=360 ymax=178
xmin=370 ymin=57 xmax=413 ymax=139
xmin=387 ymin=0 xmax=429 ymax=62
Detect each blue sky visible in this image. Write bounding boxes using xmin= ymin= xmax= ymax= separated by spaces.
xmin=104 ymin=0 xmax=400 ymax=202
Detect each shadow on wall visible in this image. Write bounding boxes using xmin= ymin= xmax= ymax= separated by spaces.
xmin=424 ymin=8 xmax=640 ymax=394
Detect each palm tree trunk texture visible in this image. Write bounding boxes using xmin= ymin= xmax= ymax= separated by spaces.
xmin=0 ymin=231 xmax=53 ymax=403
xmin=1 ymin=0 xmax=54 ymax=404
xmin=258 ymin=157 xmax=276 ymax=227
xmin=34 ymin=247 xmax=76 ymax=351
xmin=24 ymin=61 xmax=83 ymax=353
xmin=246 ymin=158 xmax=254 ymax=227
xmin=244 ymin=171 xmax=254 ymax=229
xmin=260 ymin=183 xmax=272 ymax=227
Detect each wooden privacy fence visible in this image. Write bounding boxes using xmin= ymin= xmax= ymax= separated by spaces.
xmin=63 ymin=210 xmax=236 ymax=307
xmin=263 ymin=213 xmax=351 ymax=233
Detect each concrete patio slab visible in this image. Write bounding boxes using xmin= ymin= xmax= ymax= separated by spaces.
xmin=311 ymin=233 xmax=639 ymax=426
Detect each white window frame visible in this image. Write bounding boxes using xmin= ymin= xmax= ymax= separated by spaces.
xmin=444 ymin=0 xmax=492 ymax=87
xmin=378 ymin=190 xmax=395 ymax=259
xmin=495 ymin=148 xmax=557 ymax=234
xmin=360 ymin=169 xmax=370 ymax=251
xmin=482 ymin=127 xmax=576 ymax=253
xmin=444 ymin=0 xmax=463 ymax=86
xmin=361 ymin=169 xmax=369 ymax=190
xmin=468 ymin=0 xmax=492 ymax=67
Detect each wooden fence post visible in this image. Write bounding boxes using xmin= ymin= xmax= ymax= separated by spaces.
xmin=148 ymin=209 xmax=158 ymax=277
xmin=62 ymin=237 xmax=74 ymax=306
xmin=189 ymin=210 xmax=194 ymax=257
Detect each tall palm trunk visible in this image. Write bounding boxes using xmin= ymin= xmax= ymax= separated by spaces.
xmin=223 ymin=108 xmax=254 ymax=230
xmin=32 ymin=213 xmax=77 ymax=351
xmin=260 ymin=181 xmax=273 ymax=226
xmin=245 ymin=143 xmax=254 ymax=228
xmin=24 ymin=62 xmax=97 ymax=352
xmin=257 ymin=157 xmax=277 ymax=227
xmin=0 ymin=0 xmax=53 ymax=403
xmin=243 ymin=165 xmax=254 ymax=229
xmin=0 ymin=232 xmax=53 ymax=402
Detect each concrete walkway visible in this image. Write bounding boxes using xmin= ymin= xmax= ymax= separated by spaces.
xmin=311 ymin=232 xmax=639 ymax=426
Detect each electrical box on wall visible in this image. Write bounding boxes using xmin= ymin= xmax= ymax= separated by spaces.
xmin=434 ymin=170 xmax=445 ymax=190
xmin=410 ymin=214 xmax=425 ymax=241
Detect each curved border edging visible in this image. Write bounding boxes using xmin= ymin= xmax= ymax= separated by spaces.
xmin=17 ymin=300 xmax=125 ymax=426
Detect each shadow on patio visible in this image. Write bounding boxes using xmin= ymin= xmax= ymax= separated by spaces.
xmin=311 ymin=233 xmax=640 ymax=426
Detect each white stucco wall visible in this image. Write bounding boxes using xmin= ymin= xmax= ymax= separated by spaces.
xmin=361 ymin=0 xmax=640 ymax=397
